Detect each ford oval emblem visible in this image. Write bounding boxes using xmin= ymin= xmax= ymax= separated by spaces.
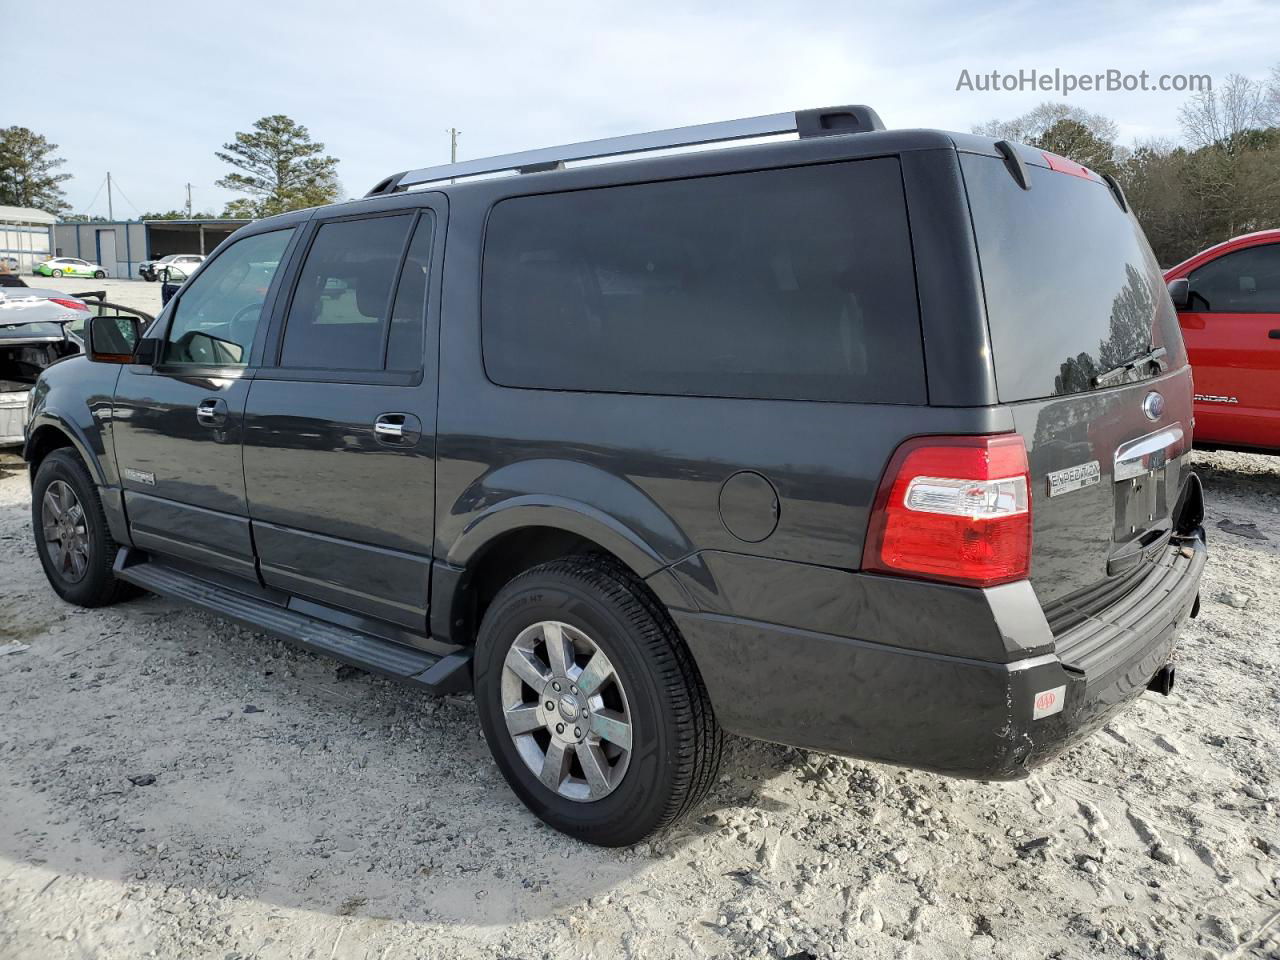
xmin=1143 ymin=391 xmax=1165 ymax=421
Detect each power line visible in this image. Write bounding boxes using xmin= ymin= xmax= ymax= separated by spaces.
xmin=81 ymin=176 xmax=107 ymax=218
xmin=108 ymin=177 xmax=143 ymax=219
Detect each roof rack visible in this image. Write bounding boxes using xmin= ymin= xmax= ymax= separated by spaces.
xmin=365 ymin=104 xmax=884 ymax=197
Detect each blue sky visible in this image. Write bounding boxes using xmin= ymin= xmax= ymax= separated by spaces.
xmin=9 ymin=0 xmax=1277 ymax=217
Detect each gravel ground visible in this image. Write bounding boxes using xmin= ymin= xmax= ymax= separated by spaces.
xmin=0 ymin=448 xmax=1277 ymax=960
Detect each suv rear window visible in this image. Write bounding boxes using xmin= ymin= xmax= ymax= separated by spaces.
xmin=961 ymin=153 xmax=1186 ymax=402
xmin=481 ymin=159 xmax=924 ymax=403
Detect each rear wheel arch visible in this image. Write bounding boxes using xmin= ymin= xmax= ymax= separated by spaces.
xmin=440 ymin=519 xmax=689 ymax=648
xmin=446 ymin=525 xmax=630 ymax=648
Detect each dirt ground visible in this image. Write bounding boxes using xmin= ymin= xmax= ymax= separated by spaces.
xmin=0 ymin=447 xmax=1278 ymax=960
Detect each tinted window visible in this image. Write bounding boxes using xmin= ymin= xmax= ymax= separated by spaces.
xmin=387 ymin=213 xmax=434 ymax=372
xmin=163 ymin=228 xmax=293 ymax=365
xmin=1188 ymin=244 xmax=1280 ymax=313
xmin=481 ymin=159 xmax=924 ymax=403
xmin=280 ymin=214 xmax=414 ymax=371
xmin=962 ymin=153 xmax=1186 ymax=402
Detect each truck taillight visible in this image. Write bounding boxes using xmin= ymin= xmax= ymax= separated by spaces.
xmin=862 ymin=434 xmax=1032 ymax=588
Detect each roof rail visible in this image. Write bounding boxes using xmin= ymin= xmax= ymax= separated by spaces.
xmin=365 ymin=105 xmax=884 ymax=197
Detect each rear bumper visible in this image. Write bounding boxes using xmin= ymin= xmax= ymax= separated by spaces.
xmin=675 ymin=528 xmax=1206 ymax=780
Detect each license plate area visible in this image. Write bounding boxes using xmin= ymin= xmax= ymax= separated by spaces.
xmin=1114 ymin=462 xmax=1171 ymax=538
xmin=1112 ymin=426 xmax=1184 ymax=540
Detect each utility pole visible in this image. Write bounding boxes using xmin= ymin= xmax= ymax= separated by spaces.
xmin=107 ymin=171 xmax=114 ymax=221
xmin=448 ymin=128 xmax=460 ymax=184
xmin=185 ymin=183 xmax=193 ymax=218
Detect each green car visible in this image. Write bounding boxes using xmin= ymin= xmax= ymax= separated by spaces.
xmin=34 ymin=257 xmax=107 ymax=279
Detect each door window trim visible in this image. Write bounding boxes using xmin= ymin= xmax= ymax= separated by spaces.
xmin=141 ymin=224 xmax=306 ymax=377
xmin=258 ymin=205 xmax=439 ymax=386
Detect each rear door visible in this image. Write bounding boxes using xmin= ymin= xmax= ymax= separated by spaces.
xmin=1179 ymin=242 xmax=1280 ymax=448
xmin=242 ymin=200 xmax=442 ymax=632
xmin=959 ymin=150 xmax=1192 ymax=610
xmin=112 ymin=226 xmax=299 ymax=579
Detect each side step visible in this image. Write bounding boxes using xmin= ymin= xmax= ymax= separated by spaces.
xmin=113 ymin=549 xmax=471 ymax=694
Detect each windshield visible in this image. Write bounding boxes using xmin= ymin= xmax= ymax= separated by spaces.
xmin=961 ymin=152 xmax=1186 ymax=402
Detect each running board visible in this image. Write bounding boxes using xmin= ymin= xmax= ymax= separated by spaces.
xmin=113 ymin=549 xmax=471 ymax=694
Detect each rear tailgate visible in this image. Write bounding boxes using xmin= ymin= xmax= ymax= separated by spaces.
xmin=959 ymin=149 xmax=1193 ymax=612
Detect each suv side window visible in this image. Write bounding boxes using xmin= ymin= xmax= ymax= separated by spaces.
xmin=480 ymin=159 xmax=924 ymax=403
xmin=162 ymin=228 xmax=294 ymax=365
xmin=278 ymin=214 xmax=416 ymax=371
xmin=1188 ymin=244 xmax=1280 ymax=313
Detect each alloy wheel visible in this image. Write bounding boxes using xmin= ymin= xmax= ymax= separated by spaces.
xmin=500 ymin=620 xmax=633 ymax=802
xmin=41 ymin=480 xmax=90 ymax=583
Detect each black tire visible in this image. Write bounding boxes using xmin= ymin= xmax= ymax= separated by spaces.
xmin=93 ymin=270 xmax=106 ymax=279
xmin=474 ymin=555 xmax=722 ymax=846
xmin=51 ymin=269 xmax=62 ymax=278
xmin=31 ymin=449 xmax=133 ymax=608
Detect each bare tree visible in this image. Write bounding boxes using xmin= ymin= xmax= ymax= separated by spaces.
xmin=974 ymin=102 xmax=1119 ymax=147
xmin=1178 ymin=73 xmax=1269 ymax=149
xmin=974 ymin=102 xmax=1122 ymax=175
xmin=1266 ymin=64 xmax=1280 ymax=128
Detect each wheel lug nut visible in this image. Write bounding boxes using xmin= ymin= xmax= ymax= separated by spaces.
xmin=552 ymin=682 xmax=561 ymax=692
xmin=574 ymin=727 xmax=581 ymax=738
xmin=555 ymin=723 xmax=564 ymax=734
xmin=545 ymin=701 xmax=554 ymax=711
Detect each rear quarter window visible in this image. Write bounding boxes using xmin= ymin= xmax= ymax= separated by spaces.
xmin=480 ymin=159 xmax=925 ymax=403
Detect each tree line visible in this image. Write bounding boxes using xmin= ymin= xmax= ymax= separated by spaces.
xmin=3 ymin=68 xmax=1278 ymax=265
xmin=975 ymin=64 xmax=1280 ymax=265
xmin=0 ymin=115 xmax=340 ymax=221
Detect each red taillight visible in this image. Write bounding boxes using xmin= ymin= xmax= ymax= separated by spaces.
xmin=862 ymin=434 xmax=1032 ymax=588
xmin=48 ymin=297 xmax=89 ymax=311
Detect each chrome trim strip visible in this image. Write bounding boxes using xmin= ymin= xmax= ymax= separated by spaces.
xmin=1114 ymin=424 xmax=1185 ymax=481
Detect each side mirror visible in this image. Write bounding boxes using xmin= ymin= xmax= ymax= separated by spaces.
xmin=1167 ymin=277 xmax=1190 ymax=310
xmin=87 ymin=314 xmax=141 ymax=363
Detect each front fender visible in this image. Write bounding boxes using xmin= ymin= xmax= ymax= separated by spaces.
xmin=23 ymin=355 xmax=123 ymax=489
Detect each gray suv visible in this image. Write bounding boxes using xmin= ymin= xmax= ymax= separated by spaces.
xmin=24 ymin=106 xmax=1206 ymax=846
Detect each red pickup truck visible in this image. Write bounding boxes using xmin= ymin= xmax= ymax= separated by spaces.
xmin=1165 ymin=229 xmax=1280 ymax=452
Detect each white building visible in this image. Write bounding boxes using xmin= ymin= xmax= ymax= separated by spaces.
xmin=0 ymin=205 xmax=56 ymax=273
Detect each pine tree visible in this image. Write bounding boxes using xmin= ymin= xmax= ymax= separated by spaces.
xmin=216 ymin=115 xmax=341 ymax=218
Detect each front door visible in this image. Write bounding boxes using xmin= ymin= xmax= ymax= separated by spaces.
xmin=112 ymin=226 xmax=299 ymax=579
xmin=242 ymin=204 xmax=441 ymax=631
xmin=1180 ymin=242 xmax=1280 ymax=448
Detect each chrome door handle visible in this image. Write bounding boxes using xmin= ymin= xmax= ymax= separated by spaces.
xmin=196 ymin=397 xmax=227 ymax=426
xmin=374 ymin=412 xmax=421 ymax=446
